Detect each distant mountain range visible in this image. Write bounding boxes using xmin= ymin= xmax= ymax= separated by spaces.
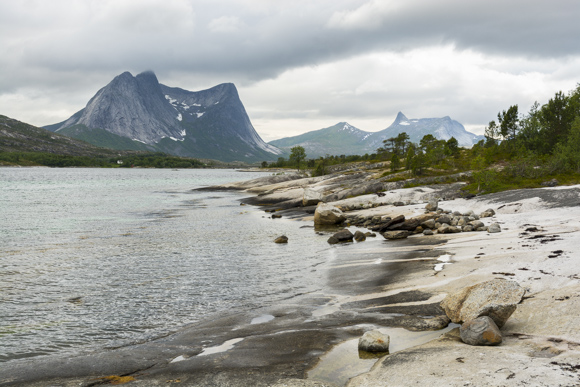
xmin=45 ymin=71 xmax=283 ymax=163
xmin=269 ymin=112 xmax=484 ymax=158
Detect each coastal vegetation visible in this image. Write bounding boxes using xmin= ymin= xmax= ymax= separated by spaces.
xmin=263 ymin=84 xmax=580 ymax=195
xmin=0 ymin=150 xmax=208 ymax=168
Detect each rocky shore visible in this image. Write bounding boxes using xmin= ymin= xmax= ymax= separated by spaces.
xmin=3 ymin=167 xmax=580 ymax=386
xmin=207 ymin=167 xmax=580 ymax=386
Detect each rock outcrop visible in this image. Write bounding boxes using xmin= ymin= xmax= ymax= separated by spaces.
xmin=302 ymin=188 xmax=323 ymax=207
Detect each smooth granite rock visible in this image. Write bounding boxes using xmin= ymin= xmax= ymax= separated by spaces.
xmin=358 ymin=330 xmax=390 ymax=353
xmin=274 ymin=236 xmax=288 ymax=244
xmin=460 ymin=316 xmax=503 ymax=346
xmin=314 ymin=203 xmax=346 ymax=225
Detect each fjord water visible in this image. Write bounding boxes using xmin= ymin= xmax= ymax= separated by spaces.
xmin=0 ymin=168 xmax=327 ymax=363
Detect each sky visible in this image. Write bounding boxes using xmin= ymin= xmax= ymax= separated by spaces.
xmin=1 ymin=0 xmax=580 ymax=142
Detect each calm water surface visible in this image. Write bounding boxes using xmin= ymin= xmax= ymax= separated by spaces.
xmin=0 ymin=168 xmax=331 ymax=363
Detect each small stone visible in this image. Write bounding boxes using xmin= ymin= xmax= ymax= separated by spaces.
xmin=460 ymin=316 xmax=502 ymax=346
xmin=422 ymin=219 xmax=436 ymax=229
xmin=365 ymin=232 xmax=377 ymax=237
xmin=437 ymin=214 xmax=452 ymax=224
xmin=393 ymin=201 xmax=405 ymax=207
xmin=425 ymin=199 xmax=439 ymax=212
xmin=480 ymin=208 xmax=496 ymax=218
xmin=327 ymin=236 xmax=339 ymax=244
xmin=404 ymin=315 xmax=451 ymax=331
xmin=423 ymin=229 xmax=434 ymax=236
xmin=272 ymin=214 xmax=282 ymax=219
xmin=469 ymin=220 xmax=485 ymax=229
xmin=382 ymin=230 xmax=410 ymax=240
xmin=274 ymin=236 xmax=288 ymax=244
xmin=328 ymin=229 xmax=354 ymax=244
xmin=358 ymin=330 xmax=390 ymax=353
xmin=354 ymin=230 xmax=367 ymax=242
xmin=488 ymin=223 xmax=502 ymax=233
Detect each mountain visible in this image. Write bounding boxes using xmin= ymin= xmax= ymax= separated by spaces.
xmin=45 ymin=71 xmax=283 ymax=163
xmin=269 ymin=122 xmax=371 ymax=158
xmin=0 ymin=114 xmax=125 ymax=156
xmin=269 ymin=112 xmax=484 ymax=157
xmin=364 ymin=112 xmax=484 ymax=151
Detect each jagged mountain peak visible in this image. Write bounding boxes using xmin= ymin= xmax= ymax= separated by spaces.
xmin=44 ymin=71 xmax=282 ymax=162
xmin=393 ymin=112 xmax=409 ymax=124
xmin=269 ymin=113 xmax=484 ymax=157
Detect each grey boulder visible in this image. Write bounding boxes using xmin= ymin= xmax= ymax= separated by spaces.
xmin=440 ymin=278 xmax=525 ymax=328
xmin=358 ymin=330 xmax=390 ymax=353
xmin=460 ymin=316 xmax=502 ymax=346
xmin=314 ymin=203 xmax=345 ymax=225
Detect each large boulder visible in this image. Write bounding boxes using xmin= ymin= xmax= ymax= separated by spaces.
xmin=460 ymin=316 xmax=503 ymax=346
xmin=440 ymin=278 xmax=525 ymax=328
xmin=303 ymin=188 xmax=323 ymax=207
xmin=314 ymin=203 xmax=346 ymax=225
xmin=358 ymin=330 xmax=390 ymax=353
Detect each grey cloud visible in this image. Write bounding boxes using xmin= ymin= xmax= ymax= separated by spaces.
xmin=2 ymin=0 xmax=578 ymax=89
xmin=1 ymin=0 xmax=579 ymax=134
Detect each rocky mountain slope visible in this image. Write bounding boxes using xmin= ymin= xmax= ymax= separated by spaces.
xmin=270 ymin=112 xmax=484 ymax=157
xmin=269 ymin=122 xmax=371 ymax=158
xmin=0 ymin=115 xmax=123 ymax=156
xmin=45 ymin=71 xmax=283 ymax=163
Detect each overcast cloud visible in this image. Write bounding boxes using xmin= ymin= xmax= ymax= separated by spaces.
xmin=1 ymin=0 xmax=580 ymax=141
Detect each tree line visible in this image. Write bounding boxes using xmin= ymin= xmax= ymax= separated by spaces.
xmin=0 ymin=151 xmax=208 ymax=168
xmin=262 ymin=83 xmax=580 ymax=194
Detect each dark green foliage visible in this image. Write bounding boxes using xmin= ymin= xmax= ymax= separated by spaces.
xmin=0 ymin=150 xmax=206 ymax=168
xmin=311 ymin=160 xmax=328 ymax=177
xmin=289 ymin=146 xmax=306 ymax=170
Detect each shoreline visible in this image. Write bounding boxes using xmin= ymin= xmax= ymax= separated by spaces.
xmin=3 ymin=169 xmax=580 ymax=386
